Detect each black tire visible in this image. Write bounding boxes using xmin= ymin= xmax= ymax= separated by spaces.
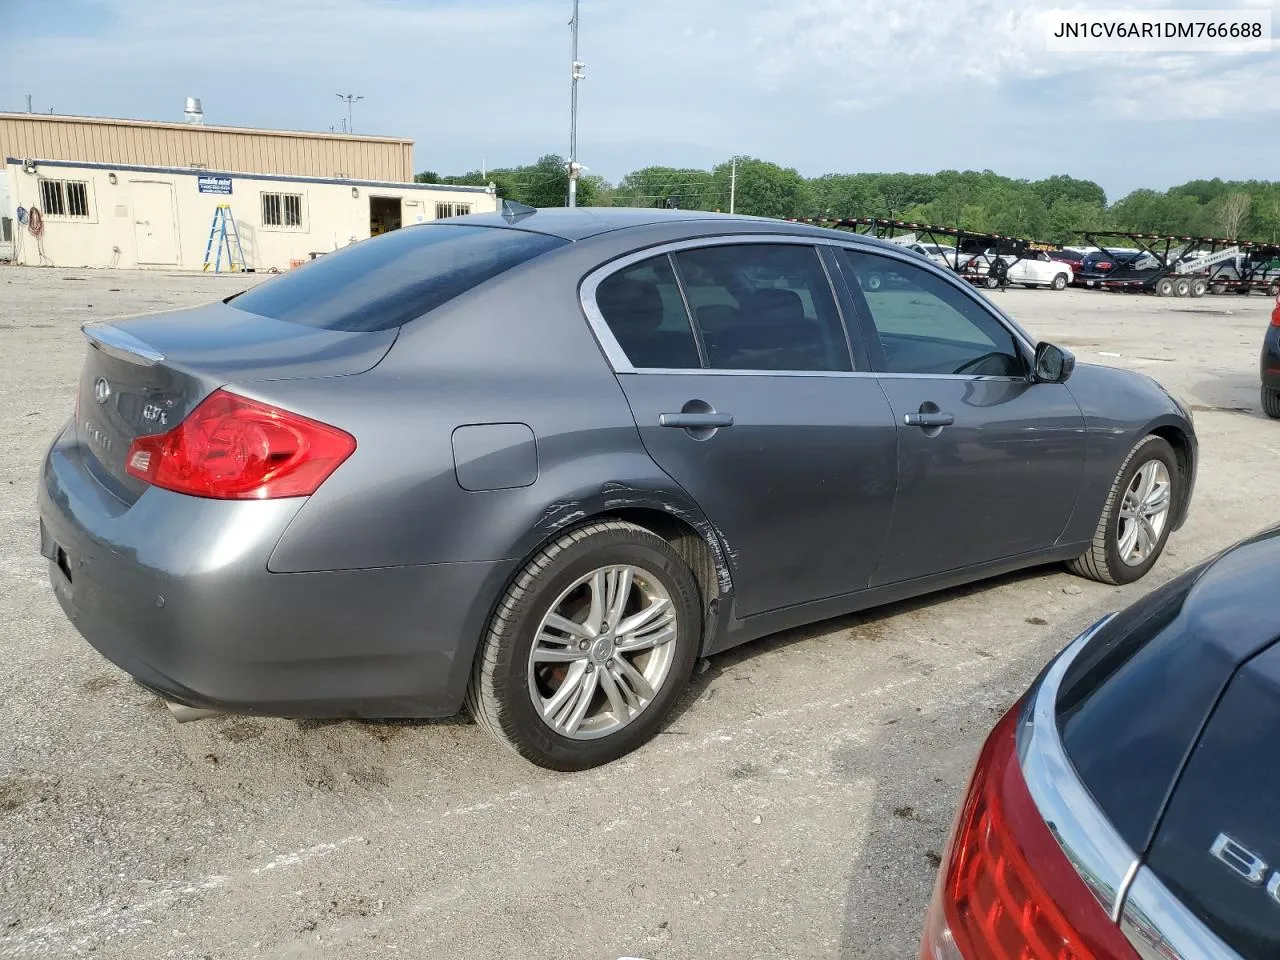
xmin=1051 ymin=273 xmax=1069 ymax=291
xmin=1155 ymin=277 xmax=1175 ymax=297
xmin=1264 ymin=386 xmax=1280 ymax=419
xmin=1067 ymin=435 xmax=1180 ymax=585
xmin=984 ymin=276 xmax=999 ymax=289
xmin=1191 ymin=279 xmax=1207 ymax=298
xmin=466 ymin=520 xmax=702 ymax=771
xmin=1269 ymin=283 xmax=1280 ymax=298
xmin=1173 ymin=278 xmax=1191 ymax=297
xmin=1210 ymin=283 xmax=1226 ymax=295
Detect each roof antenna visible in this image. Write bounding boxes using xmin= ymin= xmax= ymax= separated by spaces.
xmin=501 ymin=199 xmax=538 ymax=223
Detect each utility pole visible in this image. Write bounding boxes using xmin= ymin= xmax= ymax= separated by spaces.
xmin=26 ymin=94 xmax=32 ymax=113
xmin=729 ymin=157 xmax=738 ymax=215
xmin=567 ymin=0 xmax=585 ymax=207
xmin=335 ymin=93 xmax=364 ymax=134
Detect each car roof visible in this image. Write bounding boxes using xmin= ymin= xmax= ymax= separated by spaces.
xmin=437 ymin=206 xmax=885 ymax=245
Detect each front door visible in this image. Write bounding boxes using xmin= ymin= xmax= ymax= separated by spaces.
xmin=588 ymin=241 xmax=899 ymax=617
xmin=835 ymin=247 xmax=1086 ymax=586
xmin=129 ymin=181 xmax=179 ymax=265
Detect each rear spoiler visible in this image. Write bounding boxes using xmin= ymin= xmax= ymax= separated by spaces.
xmin=81 ymin=323 xmax=164 ymax=367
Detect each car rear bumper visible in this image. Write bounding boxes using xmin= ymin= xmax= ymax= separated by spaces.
xmin=38 ymin=425 xmax=516 ymax=718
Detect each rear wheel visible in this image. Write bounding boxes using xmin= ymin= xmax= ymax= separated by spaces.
xmin=1264 ymin=387 xmax=1280 ymax=419
xmin=1210 ymin=283 xmax=1226 ymax=295
xmin=1067 ymin=435 xmax=1179 ymax=585
xmin=1269 ymin=283 xmax=1280 ymax=298
xmin=1191 ymin=279 xmax=1207 ymax=298
xmin=467 ymin=520 xmax=702 ymax=770
xmin=1051 ymin=273 xmax=1069 ymax=291
xmin=984 ymin=276 xmax=999 ymax=289
xmin=1155 ymin=277 xmax=1175 ymax=297
xmin=1173 ymin=278 xmax=1192 ymax=297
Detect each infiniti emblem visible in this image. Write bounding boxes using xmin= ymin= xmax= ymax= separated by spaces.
xmin=93 ymin=377 xmax=111 ymax=405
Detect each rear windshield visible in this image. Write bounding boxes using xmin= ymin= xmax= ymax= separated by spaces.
xmin=229 ymin=224 xmax=568 ymax=332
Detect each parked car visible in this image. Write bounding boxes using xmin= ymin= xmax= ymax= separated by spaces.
xmin=921 ymin=524 xmax=1279 ymax=960
xmin=964 ymin=249 xmax=1072 ymax=290
xmin=1079 ymin=249 xmax=1148 ymax=287
xmin=904 ymin=241 xmax=958 ymax=268
xmin=1263 ymin=291 xmax=1280 ymax=418
xmin=1048 ymin=248 xmax=1085 ymax=279
xmin=38 ymin=208 xmax=1197 ymax=770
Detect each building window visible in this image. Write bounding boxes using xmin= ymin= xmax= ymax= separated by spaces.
xmin=262 ymin=192 xmax=303 ymax=229
xmin=39 ymin=179 xmax=90 ymax=218
xmin=435 ymin=202 xmax=472 ymax=219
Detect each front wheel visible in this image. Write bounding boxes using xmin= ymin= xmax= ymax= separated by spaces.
xmin=1051 ymin=273 xmax=1069 ymax=291
xmin=466 ymin=520 xmax=702 ymax=770
xmin=1067 ymin=435 xmax=1179 ymax=585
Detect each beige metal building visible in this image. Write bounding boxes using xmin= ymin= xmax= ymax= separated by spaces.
xmin=0 ymin=110 xmax=497 ymax=271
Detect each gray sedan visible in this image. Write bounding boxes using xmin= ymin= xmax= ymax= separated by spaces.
xmin=37 ymin=208 xmax=1197 ymax=770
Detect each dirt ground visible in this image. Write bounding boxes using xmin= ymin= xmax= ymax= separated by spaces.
xmin=1 ymin=265 xmax=1275 ymax=959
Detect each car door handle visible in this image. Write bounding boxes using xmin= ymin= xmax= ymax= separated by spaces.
xmin=903 ymin=412 xmax=954 ymax=428
xmin=659 ymin=413 xmax=734 ymax=429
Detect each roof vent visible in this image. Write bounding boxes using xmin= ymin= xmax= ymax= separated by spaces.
xmin=184 ymin=97 xmax=204 ymax=125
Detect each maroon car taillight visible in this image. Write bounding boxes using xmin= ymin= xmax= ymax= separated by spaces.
xmin=1270 ymin=294 xmax=1280 ymax=327
xmin=920 ymin=704 xmax=1141 ymax=960
xmin=125 ymin=388 xmax=356 ymax=500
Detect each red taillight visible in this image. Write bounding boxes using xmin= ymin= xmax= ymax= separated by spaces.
xmin=1270 ymin=296 xmax=1280 ymax=327
xmin=125 ymin=388 xmax=355 ymax=500
xmin=1096 ymin=261 xmax=1113 ymax=271
xmin=920 ymin=704 xmax=1141 ymax=960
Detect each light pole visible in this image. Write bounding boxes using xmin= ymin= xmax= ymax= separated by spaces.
xmin=729 ymin=157 xmax=738 ymax=215
xmin=335 ymin=93 xmax=364 ymax=134
xmin=568 ymin=0 xmax=585 ymax=207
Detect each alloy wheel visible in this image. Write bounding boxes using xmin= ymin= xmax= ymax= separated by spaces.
xmin=1117 ymin=460 xmax=1172 ymax=566
xmin=527 ymin=564 xmax=679 ymax=740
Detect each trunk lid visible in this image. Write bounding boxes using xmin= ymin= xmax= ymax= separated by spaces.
xmin=75 ymin=301 xmax=395 ymax=501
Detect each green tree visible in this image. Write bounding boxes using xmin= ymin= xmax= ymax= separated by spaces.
xmin=712 ymin=157 xmax=810 ymax=218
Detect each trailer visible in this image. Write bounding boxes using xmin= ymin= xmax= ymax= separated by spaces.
xmin=787 ymin=216 xmax=1062 ymax=289
xmin=1079 ymin=230 xmax=1278 ymax=298
xmin=1203 ymin=244 xmax=1280 ymax=297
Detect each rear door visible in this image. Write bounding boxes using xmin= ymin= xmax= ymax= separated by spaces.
xmin=584 ymin=239 xmax=898 ymax=617
xmin=833 ymin=246 xmax=1086 ymax=585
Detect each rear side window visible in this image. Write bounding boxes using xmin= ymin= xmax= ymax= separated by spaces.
xmin=595 ymin=256 xmax=702 ymax=369
xmin=673 ymin=244 xmax=852 ymax=372
xmin=230 ymin=225 xmax=567 ymax=332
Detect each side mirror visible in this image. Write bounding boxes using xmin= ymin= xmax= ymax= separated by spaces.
xmin=1033 ymin=341 xmax=1075 ymax=383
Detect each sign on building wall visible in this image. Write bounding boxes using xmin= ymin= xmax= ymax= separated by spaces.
xmin=197 ymin=176 xmax=233 ymax=195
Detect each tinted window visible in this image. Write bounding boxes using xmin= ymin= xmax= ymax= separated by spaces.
xmin=673 ymin=244 xmax=852 ymax=372
xmin=230 ymin=224 xmax=567 ymax=332
xmin=841 ymin=249 xmax=1023 ymax=377
xmin=595 ymin=256 xmax=702 ymax=369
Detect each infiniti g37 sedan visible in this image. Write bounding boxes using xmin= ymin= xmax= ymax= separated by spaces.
xmin=38 ymin=208 xmax=1197 ymax=770
xmin=921 ymin=525 xmax=1280 ymax=960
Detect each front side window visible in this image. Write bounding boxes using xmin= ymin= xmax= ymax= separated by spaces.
xmin=672 ymin=244 xmax=852 ymax=372
xmin=262 ymin=192 xmax=303 ymax=229
xmin=594 ymin=256 xmax=701 ymax=370
xmin=841 ymin=249 xmax=1024 ymax=377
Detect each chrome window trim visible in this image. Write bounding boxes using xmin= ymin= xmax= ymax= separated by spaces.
xmin=578 ymin=233 xmax=1036 ymax=375
xmin=1121 ymin=867 xmax=1239 ymax=960
xmin=1018 ymin=612 xmax=1140 ymax=920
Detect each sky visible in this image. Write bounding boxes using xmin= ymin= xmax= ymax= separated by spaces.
xmin=3 ymin=0 xmax=1278 ymax=204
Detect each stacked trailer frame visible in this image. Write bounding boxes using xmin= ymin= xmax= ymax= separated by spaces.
xmin=787 ymin=216 xmax=1060 ymax=289
xmin=1080 ymin=230 xmax=1265 ymax=298
xmin=1204 ymin=243 xmax=1280 ymax=297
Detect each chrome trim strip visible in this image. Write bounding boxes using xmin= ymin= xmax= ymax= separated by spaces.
xmin=81 ymin=323 xmax=164 ymax=366
xmin=1018 ymin=612 xmax=1140 ymax=919
xmin=1120 ymin=867 xmax=1239 ymax=960
xmin=577 ymin=232 xmax=1037 ymax=375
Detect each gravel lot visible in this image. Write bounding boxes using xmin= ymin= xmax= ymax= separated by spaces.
xmin=1 ymin=265 xmax=1275 ymax=960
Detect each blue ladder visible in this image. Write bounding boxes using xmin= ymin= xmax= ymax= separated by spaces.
xmin=202 ymin=204 xmax=246 ymax=272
